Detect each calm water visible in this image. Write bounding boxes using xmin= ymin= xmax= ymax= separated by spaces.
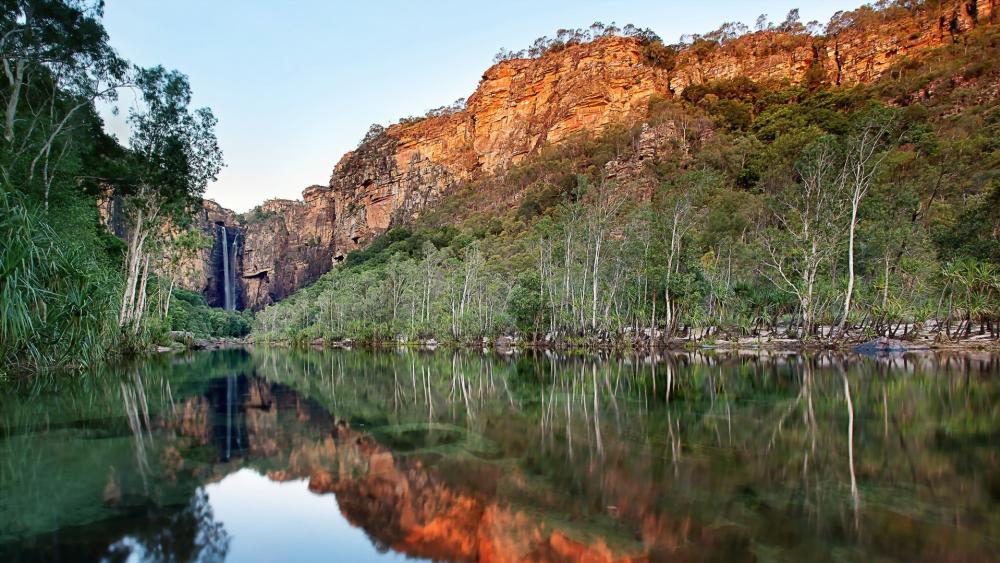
xmin=1 ymin=349 xmax=998 ymax=562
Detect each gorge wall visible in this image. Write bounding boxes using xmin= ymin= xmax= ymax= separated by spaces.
xmin=181 ymin=0 xmax=997 ymax=311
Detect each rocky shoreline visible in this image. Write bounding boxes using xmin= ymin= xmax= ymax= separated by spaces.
xmin=160 ymin=320 xmax=1000 ymax=356
xmin=157 ymin=331 xmax=250 ymax=353
xmin=249 ymin=332 xmax=1000 ymax=355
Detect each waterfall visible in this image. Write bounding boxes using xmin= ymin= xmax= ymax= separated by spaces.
xmin=220 ymin=225 xmax=234 ymax=311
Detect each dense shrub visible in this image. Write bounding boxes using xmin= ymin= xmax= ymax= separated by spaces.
xmin=0 ymin=188 xmax=121 ymax=375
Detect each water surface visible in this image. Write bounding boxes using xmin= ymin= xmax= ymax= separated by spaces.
xmin=1 ymin=349 xmax=998 ymax=562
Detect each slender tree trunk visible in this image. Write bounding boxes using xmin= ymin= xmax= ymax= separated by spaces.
xmin=650 ymin=292 xmax=656 ymax=343
xmin=119 ymin=209 xmax=145 ymax=327
xmin=591 ymin=231 xmax=602 ymax=330
xmin=164 ymin=272 xmax=177 ymax=318
xmin=838 ymin=198 xmax=860 ymax=336
xmin=28 ymin=99 xmax=92 ymax=181
xmin=4 ymin=58 xmax=25 ymax=143
xmin=881 ymin=252 xmax=890 ymax=309
xmin=132 ymin=254 xmax=151 ymax=334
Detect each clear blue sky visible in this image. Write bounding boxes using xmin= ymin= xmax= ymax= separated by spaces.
xmin=99 ymin=0 xmax=863 ymax=212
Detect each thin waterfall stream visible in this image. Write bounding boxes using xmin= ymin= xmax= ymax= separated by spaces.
xmin=220 ymin=225 xmax=234 ymax=311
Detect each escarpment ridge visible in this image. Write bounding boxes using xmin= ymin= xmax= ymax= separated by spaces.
xmin=168 ymin=0 xmax=996 ymax=310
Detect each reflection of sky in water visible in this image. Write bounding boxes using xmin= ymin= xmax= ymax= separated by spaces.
xmin=204 ymin=469 xmax=419 ymax=563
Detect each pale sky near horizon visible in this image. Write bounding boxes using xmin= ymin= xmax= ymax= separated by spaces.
xmin=98 ymin=0 xmax=864 ymax=212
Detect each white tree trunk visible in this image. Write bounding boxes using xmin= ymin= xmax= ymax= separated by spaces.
xmin=591 ymin=231 xmax=602 ymax=330
xmin=4 ymin=58 xmax=25 ymax=143
xmin=838 ymin=196 xmax=860 ymax=335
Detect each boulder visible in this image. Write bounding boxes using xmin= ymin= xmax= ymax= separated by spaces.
xmin=853 ymin=337 xmax=922 ymax=355
xmin=168 ymin=331 xmax=195 ymax=343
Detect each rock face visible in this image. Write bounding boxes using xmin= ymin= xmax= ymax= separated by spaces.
xmin=238 ymin=188 xmax=340 ymax=309
xmin=174 ymin=200 xmax=243 ymax=310
xmin=178 ymin=0 xmax=996 ymax=310
xmin=322 ymin=35 xmax=673 ymax=258
xmin=669 ymin=0 xmax=997 ymax=91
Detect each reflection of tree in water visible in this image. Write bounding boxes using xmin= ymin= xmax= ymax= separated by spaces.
xmin=252 ymin=348 xmax=1000 ymax=560
xmin=105 ymin=364 xmax=236 ymax=562
xmin=4 ymin=348 xmax=1000 ymax=562
xmin=102 ymin=489 xmax=229 ymax=563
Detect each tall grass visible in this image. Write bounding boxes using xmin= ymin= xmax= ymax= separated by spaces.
xmin=0 ymin=187 xmax=122 ymax=376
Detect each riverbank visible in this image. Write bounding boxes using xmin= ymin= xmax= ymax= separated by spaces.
xmin=163 ymin=318 xmax=1000 ymax=355
xmin=158 ymin=331 xmax=250 ymax=353
xmin=251 ymin=330 xmax=1000 ymax=355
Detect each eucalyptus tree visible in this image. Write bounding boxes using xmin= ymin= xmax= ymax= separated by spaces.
xmin=760 ymin=137 xmax=848 ymax=337
xmin=585 ymin=177 xmax=626 ymax=331
xmin=835 ymin=109 xmax=895 ymax=336
xmin=657 ymin=170 xmax=713 ymax=334
xmin=458 ymin=241 xmax=484 ymax=321
xmin=1 ymin=0 xmax=128 ymax=203
xmin=157 ymin=229 xmax=210 ymax=319
xmin=117 ymin=67 xmax=222 ymax=336
xmin=3 ymin=1 xmax=109 ymax=140
xmin=418 ymin=240 xmax=446 ymax=326
xmin=381 ymin=255 xmax=416 ymax=327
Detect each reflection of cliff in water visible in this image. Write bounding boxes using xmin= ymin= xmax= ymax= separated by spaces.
xmin=156 ymin=371 xmax=744 ymax=562
xmin=4 ymin=349 xmax=1000 ymax=562
xmin=173 ymin=375 xmax=656 ymax=561
xmin=204 ymin=374 xmax=252 ymax=461
xmin=298 ymin=421 xmax=727 ymax=562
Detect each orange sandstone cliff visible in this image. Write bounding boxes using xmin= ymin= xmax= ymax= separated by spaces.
xmin=186 ymin=0 xmax=996 ymax=310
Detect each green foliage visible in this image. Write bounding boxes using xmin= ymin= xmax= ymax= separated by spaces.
xmin=642 ymin=40 xmax=678 ymax=70
xmin=341 ymin=227 xmax=465 ymax=270
xmin=493 ymin=22 xmax=660 ymax=63
xmin=124 ymin=65 xmax=224 ymax=217
xmin=239 ymin=204 xmax=278 ymax=224
xmin=0 ymin=187 xmax=120 ymax=375
xmin=162 ymin=288 xmax=252 ymax=339
xmin=1 ymin=1 xmax=223 ymax=373
xmin=507 ymin=273 xmax=544 ymax=333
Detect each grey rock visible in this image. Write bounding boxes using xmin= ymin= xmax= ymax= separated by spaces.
xmin=854 ymin=337 xmax=924 ymax=356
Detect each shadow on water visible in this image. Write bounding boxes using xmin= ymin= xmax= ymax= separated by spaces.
xmin=1 ymin=348 xmax=999 ymax=562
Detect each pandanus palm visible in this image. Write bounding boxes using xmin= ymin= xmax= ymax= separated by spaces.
xmin=940 ymin=258 xmax=999 ymax=338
